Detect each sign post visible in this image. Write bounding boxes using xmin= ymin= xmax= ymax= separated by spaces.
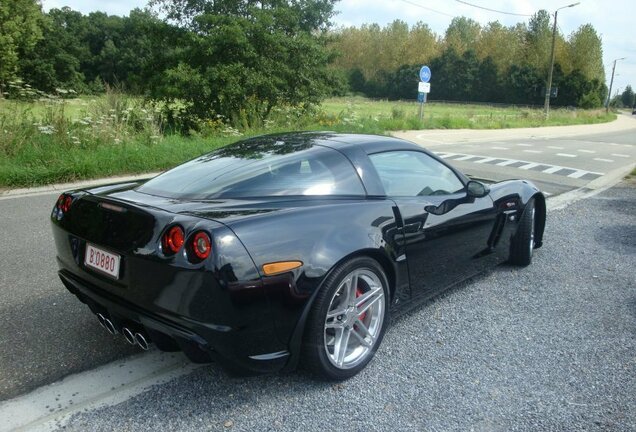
xmin=417 ymin=66 xmax=431 ymax=121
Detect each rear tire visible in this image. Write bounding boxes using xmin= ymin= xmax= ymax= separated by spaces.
xmin=302 ymin=256 xmax=390 ymax=380
xmin=509 ymin=199 xmax=535 ymax=266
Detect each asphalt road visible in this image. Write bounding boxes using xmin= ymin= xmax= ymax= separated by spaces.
xmin=59 ymin=181 xmax=636 ymax=432
xmin=400 ymin=117 xmax=636 ymax=197
xmin=0 ymin=119 xmax=634 ymax=405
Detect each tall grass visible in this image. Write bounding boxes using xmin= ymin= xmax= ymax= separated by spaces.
xmin=0 ymin=91 xmax=617 ymax=188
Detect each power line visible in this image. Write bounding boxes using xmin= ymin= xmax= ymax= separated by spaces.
xmin=454 ymin=0 xmax=532 ymax=17
xmin=398 ymin=0 xmax=456 ymax=18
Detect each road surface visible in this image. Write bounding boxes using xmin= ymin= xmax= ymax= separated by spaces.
xmin=0 ymin=116 xmax=634 ymax=405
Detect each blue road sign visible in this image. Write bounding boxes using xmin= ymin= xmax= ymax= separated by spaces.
xmin=417 ymin=92 xmax=425 ymax=102
xmin=419 ymin=66 xmax=431 ymax=83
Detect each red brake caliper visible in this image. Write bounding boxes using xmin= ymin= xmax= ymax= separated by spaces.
xmin=356 ymin=287 xmax=368 ymax=322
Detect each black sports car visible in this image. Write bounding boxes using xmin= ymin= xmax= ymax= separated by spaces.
xmin=51 ymin=132 xmax=545 ymax=380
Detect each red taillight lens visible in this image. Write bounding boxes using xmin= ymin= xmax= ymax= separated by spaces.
xmin=162 ymin=225 xmax=184 ymax=255
xmin=189 ymin=231 xmax=211 ymax=261
xmin=56 ymin=194 xmax=73 ymax=213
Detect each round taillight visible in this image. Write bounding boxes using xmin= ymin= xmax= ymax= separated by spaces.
xmin=57 ymin=194 xmax=73 ymax=213
xmin=162 ymin=225 xmax=184 ymax=255
xmin=63 ymin=196 xmax=72 ymax=212
xmin=190 ymin=231 xmax=211 ymax=261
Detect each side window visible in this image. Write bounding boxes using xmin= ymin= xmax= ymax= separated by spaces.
xmin=369 ymin=151 xmax=465 ymax=197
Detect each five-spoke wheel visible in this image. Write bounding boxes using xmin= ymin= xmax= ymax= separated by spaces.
xmin=303 ymin=257 xmax=389 ymax=380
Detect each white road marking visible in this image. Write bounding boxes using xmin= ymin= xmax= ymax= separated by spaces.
xmin=593 ymin=158 xmax=614 ymax=163
xmin=543 ymin=166 xmax=564 ymax=174
xmin=523 ymin=150 xmax=542 ymax=154
xmin=556 ymin=153 xmax=577 ymax=158
xmin=609 ymin=143 xmax=620 ymax=146
xmin=519 ymin=163 xmax=540 ymax=170
xmin=517 ymin=143 xmax=533 ymax=147
xmin=440 ymin=151 xmax=604 ymax=178
xmin=0 ymin=351 xmax=200 ymax=432
xmin=474 ymin=157 xmax=497 ymax=164
xmin=577 ymin=149 xmax=596 ymax=153
xmin=568 ymin=170 xmax=590 ymax=179
xmin=496 ymin=159 xmax=519 ymax=166
xmin=611 ymin=154 xmax=630 ymax=158
xmin=547 ymin=146 xmax=564 ymax=150
xmin=491 ymin=146 xmax=509 ymax=150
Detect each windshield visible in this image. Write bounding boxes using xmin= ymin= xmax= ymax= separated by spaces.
xmin=137 ymin=140 xmax=365 ymax=199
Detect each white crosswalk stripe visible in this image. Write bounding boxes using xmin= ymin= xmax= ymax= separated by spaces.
xmin=543 ymin=166 xmax=564 ymax=174
xmin=495 ymin=159 xmax=519 ymax=166
xmin=474 ymin=157 xmax=497 ymax=164
xmin=519 ymin=163 xmax=540 ymax=170
xmin=568 ymin=170 xmax=590 ymax=179
xmin=434 ymin=151 xmax=604 ymax=180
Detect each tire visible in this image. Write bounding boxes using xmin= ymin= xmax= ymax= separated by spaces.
xmin=302 ymin=256 xmax=390 ymax=380
xmin=509 ymin=199 xmax=536 ymax=266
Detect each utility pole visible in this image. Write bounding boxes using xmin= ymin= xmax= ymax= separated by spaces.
xmin=606 ymin=57 xmax=626 ymax=113
xmin=544 ymin=2 xmax=580 ymax=117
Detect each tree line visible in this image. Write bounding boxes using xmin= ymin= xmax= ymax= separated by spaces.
xmin=0 ymin=0 xmax=616 ymax=128
xmin=330 ymin=15 xmax=608 ymax=108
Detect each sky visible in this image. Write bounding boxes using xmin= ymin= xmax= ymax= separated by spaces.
xmin=41 ymin=0 xmax=635 ymax=98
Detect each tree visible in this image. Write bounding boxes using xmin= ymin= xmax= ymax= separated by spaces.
xmin=0 ymin=0 xmax=43 ymax=91
xmin=525 ymin=10 xmax=552 ymax=74
xmin=567 ymin=24 xmax=604 ymax=82
xmin=622 ymin=85 xmax=635 ymax=108
xmin=445 ymin=17 xmax=481 ymax=54
xmin=149 ymin=0 xmax=338 ymax=125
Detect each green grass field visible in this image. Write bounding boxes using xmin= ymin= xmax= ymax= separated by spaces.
xmin=0 ymin=95 xmax=617 ymax=188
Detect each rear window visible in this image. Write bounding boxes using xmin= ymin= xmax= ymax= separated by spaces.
xmin=137 ymin=144 xmax=365 ymax=199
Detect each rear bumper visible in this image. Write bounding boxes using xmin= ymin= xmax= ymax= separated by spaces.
xmin=59 ymin=269 xmax=290 ymax=374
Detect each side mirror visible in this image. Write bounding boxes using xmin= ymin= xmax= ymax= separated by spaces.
xmin=466 ymin=180 xmax=490 ymax=198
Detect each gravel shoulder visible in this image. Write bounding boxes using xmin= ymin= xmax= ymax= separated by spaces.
xmin=59 ymin=183 xmax=636 ymax=432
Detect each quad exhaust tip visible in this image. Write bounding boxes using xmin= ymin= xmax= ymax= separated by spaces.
xmin=103 ymin=318 xmax=117 ymax=335
xmin=135 ymin=333 xmax=149 ymax=350
xmin=96 ymin=313 xmax=117 ymax=335
xmin=96 ymin=313 xmax=106 ymax=329
xmin=122 ymin=327 xmax=136 ymax=345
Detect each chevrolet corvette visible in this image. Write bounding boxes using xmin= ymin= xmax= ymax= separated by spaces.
xmin=51 ymin=132 xmax=545 ymax=380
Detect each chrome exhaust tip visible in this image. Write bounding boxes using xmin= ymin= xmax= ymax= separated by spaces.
xmin=122 ymin=327 xmax=136 ymax=345
xmin=96 ymin=313 xmax=106 ymax=329
xmin=135 ymin=332 xmax=149 ymax=350
xmin=103 ymin=318 xmax=117 ymax=335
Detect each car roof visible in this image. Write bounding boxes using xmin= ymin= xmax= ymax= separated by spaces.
xmin=241 ymin=131 xmax=425 ymax=155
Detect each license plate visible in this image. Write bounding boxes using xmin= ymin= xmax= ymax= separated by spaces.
xmin=84 ymin=244 xmax=121 ymax=279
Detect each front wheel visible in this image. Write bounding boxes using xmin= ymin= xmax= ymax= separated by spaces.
xmin=302 ymin=257 xmax=390 ymax=380
xmin=509 ymin=199 xmax=535 ymax=266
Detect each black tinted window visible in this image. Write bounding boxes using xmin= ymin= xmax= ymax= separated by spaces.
xmin=138 ymin=143 xmax=365 ymax=199
xmin=369 ymin=151 xmax=464 ymax=196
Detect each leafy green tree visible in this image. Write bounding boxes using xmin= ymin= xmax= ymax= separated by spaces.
xmin=567 ymin=24 xmax=604 ymax=82
xmin=475 ymin=56 xmax=502 ymax=102
xmin=445 ymin=17 xmax=481 ymax=54
xmin=0 ymin=0 xmax=43 ymax=91
xmin=149 ymin=0 xmax=338 ymax=126
xmin=504 ymin=64 xmax=543 ymax=104
xmin=621 ymin=85 xmax=635 ymax=108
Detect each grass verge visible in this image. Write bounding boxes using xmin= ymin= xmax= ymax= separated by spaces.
xmin=0 ymin=94 xmax=617 ymax=189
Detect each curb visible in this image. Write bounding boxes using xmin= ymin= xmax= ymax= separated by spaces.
xmin=0 ymin=172 xmax=160 ymax=201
